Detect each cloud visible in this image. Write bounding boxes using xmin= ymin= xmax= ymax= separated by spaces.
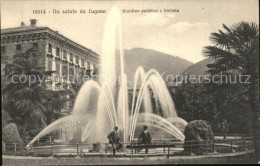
xmin=125 ymin=20 xmax=211 ymax=63
xmin=134 ymin=13 xmax=175 ymax=27
xmin=169 ymin=21 xmax=209 ymax=34
xmin=166 ymin=13 xmax=176 ymax=19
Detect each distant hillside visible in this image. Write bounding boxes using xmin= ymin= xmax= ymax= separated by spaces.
xmin=181 ymin=58 xmax=215 ymax=76
xmin=170 ymin=58 xmax=215 ymax=84
xmin=115 ymin=48 xmax=193 ymax=86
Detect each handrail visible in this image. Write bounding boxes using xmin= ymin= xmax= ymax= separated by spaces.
xmin=2 ymin=137 xmax=254 ymax=147
xmin=2 ymin=137 xmax=254 ymax=159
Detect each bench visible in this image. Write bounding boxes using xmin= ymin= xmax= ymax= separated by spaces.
xmin=215 ymin=143 xmax=239 ymax=148
xmin=126 ymin=144 xmax=176 ymax=158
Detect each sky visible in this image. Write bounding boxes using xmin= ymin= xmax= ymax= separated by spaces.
xmin=1 ymin=0 xmax=259 ymax=63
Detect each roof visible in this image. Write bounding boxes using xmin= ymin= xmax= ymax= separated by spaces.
xmin=1 ymin=26 xmax=99 ymax=59
xmin=1 ymin=26 xmax=47 ymax=34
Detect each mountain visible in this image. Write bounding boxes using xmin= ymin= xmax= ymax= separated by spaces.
xmin=181 ymin=58 xmax=215 ymax=76
xmin=115 ymin=48 xmax=193 ymax=87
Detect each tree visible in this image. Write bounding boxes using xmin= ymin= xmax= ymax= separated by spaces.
xmin=172 ymin=80 xmax=253 ymax=135
xmin=172 ymin=82 xmax=217 ymax=123
xmin=3 ymin=49 xmax=68 ymax=140
xmin=3 ymin=49 xmax=49 ymax=133
xmin=203 ymin=22 xmax=259 ymax=161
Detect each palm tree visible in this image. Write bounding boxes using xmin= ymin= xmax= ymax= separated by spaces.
xmin=3 ymin=49 xmax=56 ymax=139
xmin=204 ymin=22 xmax=259 ymax=161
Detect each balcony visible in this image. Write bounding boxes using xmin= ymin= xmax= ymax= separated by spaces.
xmin=46 ymin=53 xmax=54 ymax=58
xmin=33 ymin=45 xmax=38 ymax=50
xmin=1 ymin=55 xmax=9 ymax=62
xmin=54 ymin=56 xmax=61 ymax=61
xmin=56 ymin=53 xmax=60 ymax=57
xmin=80 ymin=66 xmax=86 ymax=70
xmin=62 ymin=59 xmax=69 ymax=64
xmin=69 ymin=61 xmax=74 ymax=66
xmin=16 ymin=50 xmax=22 ymax=54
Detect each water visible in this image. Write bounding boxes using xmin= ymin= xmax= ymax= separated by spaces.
xmin=26 ymin=6 xmax=187 ymax=148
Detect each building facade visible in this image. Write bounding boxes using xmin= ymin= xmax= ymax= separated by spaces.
xmin=1 ymin=19 xmax=99 ymax=91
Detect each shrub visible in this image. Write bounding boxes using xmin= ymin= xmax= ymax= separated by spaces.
xmin=93 ymin=142 xmax=101 ymax=152
xmin=183 ymin=120 xmax=214 ymax=155
xmin=2 ymin=109 xmax=12 ymax=128
xmin=3 ymin=123 xmax=23 ymax=144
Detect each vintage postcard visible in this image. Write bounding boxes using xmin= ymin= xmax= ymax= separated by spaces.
xmin=1 ymin=0 xmax=259 ymax=165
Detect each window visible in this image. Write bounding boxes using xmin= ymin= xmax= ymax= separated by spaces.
xmin=69 ymin=68 xmax=74 ymax=75
xmin=81 ymin=58 xmax=85 ymax=66
xmin=76 ymin=56 xmax=79 ymax=64
xmin=69 ymin=68 xmax=74 ymax=81
xmin=33 ymin=43 xmax=38 ymax=50
xmin=62 ymin=66 xmax=68 ymax=76
xmin=63 ymin=51 xmax=67 ymax=59
xmin=48 ymin=44 xmax=52 ymax=53
xmin=75 ymin=68 xmax=79 ymax=75
xmin=48 ymin=59 xmax=52 ymax=71
xmin=87 ymin=61 xmax=90 ymax=69
xmin=1 ymin=46 xmax=6 ymax=53
xmin=92 ymin=64 xmax=97 ymax=75
xmin=70 ymin=54 xmax=73 ymax=62
xmin=16 ymin=44 xmax=22 ymax=51
xmin=56 ymin=63 xmax=60 ymax=75
xmin=32 ymin=59 xmax=38 ymax=66
xmin=56 ymin=47 xmax=60 ymax=56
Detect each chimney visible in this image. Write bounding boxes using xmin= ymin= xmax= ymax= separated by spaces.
xmin=30 ymin=19 xmax=37 ymax=26
xmin=21 ymin=21 xmax=25 ymax=27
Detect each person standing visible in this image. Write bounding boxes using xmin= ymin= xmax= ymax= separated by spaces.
xmin=107 ymin=126 xmax=123 ymax=156
xmin=138 ymin=125 xmax=152 ymax=153
xmin=221 ymin=119 xmax=228 ymax=139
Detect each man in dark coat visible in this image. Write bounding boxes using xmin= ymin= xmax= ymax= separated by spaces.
xmin=138 ymin=125 xmax=152 ymax=153
xmin=107 ymin=126 xmax=122 ymax=156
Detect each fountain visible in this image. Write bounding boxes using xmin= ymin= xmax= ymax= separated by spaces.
xmin=26 ymin=6 xmax=187 ymax=148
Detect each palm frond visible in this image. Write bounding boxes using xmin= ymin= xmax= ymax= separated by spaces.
xmin=14 ymin=99 xmax=34 ymax=115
